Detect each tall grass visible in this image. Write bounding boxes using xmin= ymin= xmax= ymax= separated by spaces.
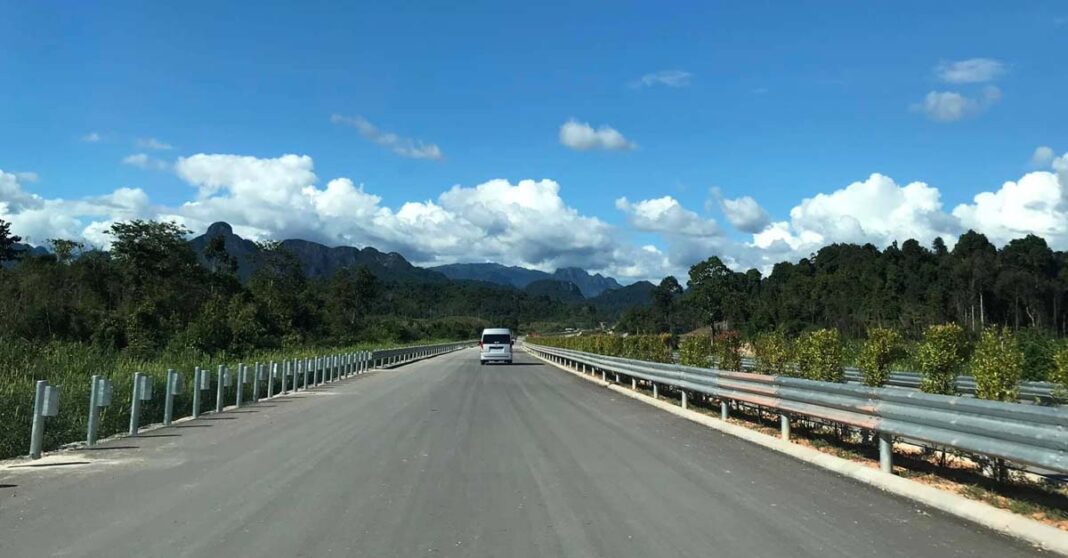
xmin=0 ymin=337 xmax=455 ymax=460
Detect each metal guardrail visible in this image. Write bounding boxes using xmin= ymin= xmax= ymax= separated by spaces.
xmin=26 ymin=341 xmax=471 ymax=459
xmin=527 ymin=343 xmax=1068 ymax=475
xmin=736 ymin=357 xmax=1059 ymax=404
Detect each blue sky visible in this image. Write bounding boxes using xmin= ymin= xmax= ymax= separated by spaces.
xmin=2 ymin=1 xmax=1067 ymax=281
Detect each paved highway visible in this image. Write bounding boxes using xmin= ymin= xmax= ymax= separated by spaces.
xmin=0 ymin=348 xmax=1043 ymax=557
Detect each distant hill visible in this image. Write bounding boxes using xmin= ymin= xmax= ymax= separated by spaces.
xmin=189 ymin=222 xmax=446 ymax=283
xmin=1 ymin=243 xmax=50 ymax=269
xmin=430 ymin=262 xmax=621 ymax=297
xmin=523 ymin=279 xmax=586 ymax=303
xmin=589 ymin=280 xmax=656 ymax=316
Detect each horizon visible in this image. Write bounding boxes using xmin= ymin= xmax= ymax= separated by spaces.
xmin=2 ymin=2 xmax=1066 ymax=282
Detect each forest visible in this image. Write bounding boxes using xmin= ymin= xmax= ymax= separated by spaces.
xmin=619 ymin=231 xmax=1068 ymax=339
xmin=0 ymin=219 xmax=591 ymax=360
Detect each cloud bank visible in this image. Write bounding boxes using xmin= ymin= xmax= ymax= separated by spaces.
xmin=3 ymin=149 xmax=1067 ymax=282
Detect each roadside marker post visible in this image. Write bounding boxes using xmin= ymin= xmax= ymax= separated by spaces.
xmin=129 ymin=373 xmax=153 ymax=435
xmin=87 ymin=375 xmax=113 ymax=446
xmin=164 ymin=369 xmax=182 ymax=426
xmin=29 ymin=380 xmax=60 ymax=459
xmin=252 ymin=363 xmax=262 ymax=402
xmin=267 ymin=361 xmax=275 ymax=398
xmin=192 ymin=367 xmax=202 ymax=419
xmin=215 ymin=365 xmax=227 ymax=413
xmin=235 ymin=363 xmax=246 ymax=407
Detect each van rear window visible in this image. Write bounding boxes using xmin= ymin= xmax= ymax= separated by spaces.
xmin=482 ymin=334 xmax=511 ymax=344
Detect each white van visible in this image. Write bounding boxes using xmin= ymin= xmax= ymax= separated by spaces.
xmin=479 ymin=328 xmax=513 ymax=365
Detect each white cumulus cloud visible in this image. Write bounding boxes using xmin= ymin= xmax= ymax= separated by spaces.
xmin=713 ymin=191 xmax=771 ymax=234
xmin=633 ymin=70 xmax=692 ymax=88
xmin=913 ymin=86 xmax=1001 ymax=122
xmin=122 ymin=153 xmax=170 ymax=171
xmin=1032 ymin=146 xmax=1055 ymax=166
xmin=82 ymin=132 xmax=102 ymax=143
xmin=136 ymin=137 xmax=173 ymax=150
xmin=559 ymin=119 xmax=636 ymax=151
xmin=7 ymin=147 xmax=1068 ymax=282
xmin=936 ymin=58 xmax=1005 ymax=83
xmin=331 ymin=114 xmax=443 ymax=161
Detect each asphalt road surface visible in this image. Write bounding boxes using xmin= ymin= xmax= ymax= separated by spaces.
xmin=0 ymin=348 xmax=1044 ymax=557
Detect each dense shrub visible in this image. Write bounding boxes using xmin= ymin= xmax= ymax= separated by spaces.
xmin=917 ymin=323 xmax=968 ymax=395
xmin=795 ymin=328 xmax=844 ymax=382
xmin=713 ymin=331 xmax=742 ymax=371
xmin=1053 ymin=343 xmax=1068 ymax=401
xmin=752 ymin=331 xmax=794 ymax=376
xmin=857 ymin=328 xmax=903 ymax=387
xmin=970 ymin=327 xmax=1024 ymax=402
xmin=1015 ymin=328 xmax=1056 ymax=382
xmin=679 ymin=335 xmax=713 ymax=368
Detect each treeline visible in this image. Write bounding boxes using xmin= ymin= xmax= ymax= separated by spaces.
xmin=620 ymin=231 xmax=1068 ymax=339
xmin=0 ymin=219 xmax=587 ymax=360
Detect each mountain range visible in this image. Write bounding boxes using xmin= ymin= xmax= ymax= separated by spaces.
xmin=429 ymin=262 xmax=621 ymax=297
xmin=189 ymin=222 xmax=630 ymax=301
xmin=7 ymin=222 xmax=648 ymax=309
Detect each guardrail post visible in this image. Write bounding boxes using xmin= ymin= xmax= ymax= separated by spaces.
xmin=215 ymin=365 xmax=224 ymax=412
xmin=878 ymin=432 xmax=893 ymax=474
xmin=631 ymin=377 xmax=637 ymax=390
xmin=680 ymin=390 xmax=688 ymax=410
xmin=303 ymin=358 xmax=310 ymax=387
xmin=235 ymin=363 xmax=246 ymax=407
xmin=652 ymin=383 xmax=658 ymax=398
xmin=192 ymin=367 xmax=202 ymax=418
xmin=86 ymin=376 xmax=99 ymax=444
xmin=780 ymin=414 xmax=790 ymax=440
xmin=720 ymin=400 xmax=728 ymax=420
xmin=267 ymin=361 xmax=276 ymax=397
xmin=252 ymin=363 xmax=261 ymax=402
xmin=164 ymin=369 xmax=179 ymax=425
xmin=601 ymin=370 xmax=606 ymax=381
xmin=129 ymin=373 xmax=152 ymax=435
xmin=29 ymin=380 xmax=59 ymax=459
xmin=282 ymin=360 xmax=291 ymax=394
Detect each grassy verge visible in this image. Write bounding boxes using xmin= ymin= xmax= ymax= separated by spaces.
xmin=0 ymin=337 xmax=460 ymax=460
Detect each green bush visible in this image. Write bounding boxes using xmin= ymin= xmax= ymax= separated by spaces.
xmin=970 ymin=327 xmax=1023 ymax=402
xmin=795 ymin=328 xmax=844 ymax=382
xmin=679 ymin=335 xmax=713 ymax=368
xmin=713 ymin=331 xmax=742 ymax=371
xmin=1052 ymin=343 xmax=1068 ymax=402
xmin=1015 ymin=328 xmax=1056 ymax=382
xmin=857 ymin=327 xmax=903 ymax=387
xmin=753 ymin=331 xmax=794 ymax=376
xmin=917 ymin=323 xmax=968 ymax=395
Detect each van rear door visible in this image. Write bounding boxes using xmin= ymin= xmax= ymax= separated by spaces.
xmin=481 ymin=333 xmax=512 ymax=355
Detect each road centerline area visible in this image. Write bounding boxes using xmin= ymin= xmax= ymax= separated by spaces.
xmin=0 ymin=348 xmax=1042 ymax=558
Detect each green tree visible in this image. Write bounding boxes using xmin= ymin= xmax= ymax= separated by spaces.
xmin=652 ymin=275 xmax=682 ymax=333
xmin=917 ymin=323 xmax=968 ymax=395
xmin=753 ymin=331 xmax=793 ymax=376
xmin=204 ymin=234 xmax=238 ymax=275
xmin=795 ymin=328 xmax=844 ymax=382
xmin=713 ymin=331 xmax=742 ymax=371
xmin=0 ymin=218 xmax=23 ymax=262
xmin=48 ymin=238 xmax=84 ymax=265
xmin=1052 ymin=343 xmax=1068 ymax=401
xmin=970 ymin=327 xmax=1023 ymax=402
xmin=679 ymin=334 xmax=713 ymax=367
xmin=687 ymin=256 xmax=734 ymax=333
xmin=857 ymin=327 xmax=903 ymax=387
